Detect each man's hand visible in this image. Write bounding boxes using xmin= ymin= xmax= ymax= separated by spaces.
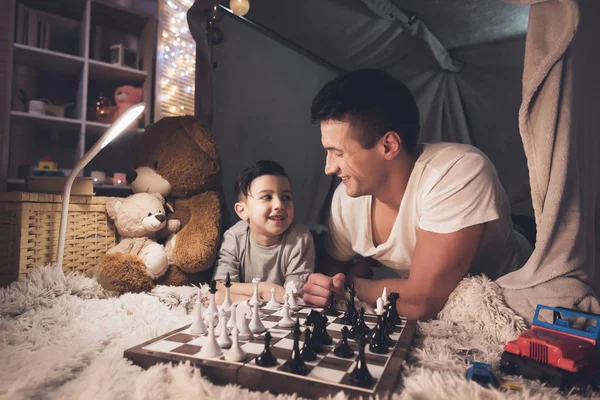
xmin=303 ymin=272 xmax=346 ymax=306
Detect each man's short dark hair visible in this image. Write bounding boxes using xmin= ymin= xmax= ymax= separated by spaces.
xmin=311 ymin=69 xmax=420 ymax=154
xmin=234 ymin=160 xmax=290 ymax=198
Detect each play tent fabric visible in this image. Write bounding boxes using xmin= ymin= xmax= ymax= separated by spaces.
xmin=187 ymin=0 xmax=599 ymax=321
xmin=496 ymin=0 xmax=600 ymax=322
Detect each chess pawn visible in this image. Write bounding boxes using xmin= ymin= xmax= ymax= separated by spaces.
xmin=227 ymin=303 xmax=238 ymax=331
xmin=199 ymin=317 xmax=223 ymax=359
xmin=220 ymin=272 xmax=233 ymax=316
xmin=237 ymin=312 xmax=254 ymax=341
xmin=249 ymin=277 xmax=262 ymax=306
xmin=190 ymin=288 xmax=207 ymax=335
xmin=249 ymin=302 xmax=266 ymax=333
xmin=215 ymin=309 xmax=229 ymax=337
xmin=263 ymin=287 xmax=281 ymax=310
xmin=278 ymin=302 xmax=295 ymax=328
xmin=334 ymin=326 xmax=355 ymax=358
xmin=205 ymin=280 xmax=219 ymax=319
xmin=225 ymin=328 xmax=246 ymax=362
xmin=217 ymin=320 xmax=233 ymax=349
xmin=255 ymin=332 xmax=277 ymax=367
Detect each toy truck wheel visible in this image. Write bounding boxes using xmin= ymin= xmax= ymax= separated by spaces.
xmin=500 ymin=352 xmax=520 ymax=376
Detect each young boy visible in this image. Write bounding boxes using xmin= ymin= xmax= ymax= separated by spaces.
xmin=213 ymin=160 xmax=315 ymax=303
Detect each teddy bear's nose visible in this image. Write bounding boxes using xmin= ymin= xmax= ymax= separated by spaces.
xmin=126 ymin=171 xmax=138 ymax=184
xmin=155 ymin=214 xmax=166 ymax=223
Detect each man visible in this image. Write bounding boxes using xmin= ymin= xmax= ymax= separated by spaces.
xmin=303 ymin=69 xmax=532 ymax=320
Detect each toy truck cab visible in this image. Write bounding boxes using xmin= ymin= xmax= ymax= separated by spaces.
xmin=500 ymin=305 xmax=600 ymax=387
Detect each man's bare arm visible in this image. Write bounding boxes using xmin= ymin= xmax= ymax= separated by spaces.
xmin=352 ymin=223 xmax=486 ymax=320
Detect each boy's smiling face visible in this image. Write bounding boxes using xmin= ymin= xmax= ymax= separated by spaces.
xmin=235 ymin=174 xmax=294 ymax=246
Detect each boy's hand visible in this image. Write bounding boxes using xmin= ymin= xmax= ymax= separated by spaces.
xmin=260 ymin=283 xmax=286 ymax=303
xmin=303 ymin=272 xmax=345 ymax=306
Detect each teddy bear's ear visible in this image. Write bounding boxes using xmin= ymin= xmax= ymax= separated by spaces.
xmin=106 ymin=197 xmax=123 ymax=220
xmin=150 ymin=193 xmax=165 ymax=204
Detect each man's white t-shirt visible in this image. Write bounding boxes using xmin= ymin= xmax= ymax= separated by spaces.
xmin=326 ymin=142 xmax=532 ymax=280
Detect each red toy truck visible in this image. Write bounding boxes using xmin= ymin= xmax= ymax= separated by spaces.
xmin=500 ymin=304 xmax=600 ymax=387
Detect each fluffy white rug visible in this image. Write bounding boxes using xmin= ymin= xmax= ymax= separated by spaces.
xmin=0 ymin=266 xmax=597 ymax=400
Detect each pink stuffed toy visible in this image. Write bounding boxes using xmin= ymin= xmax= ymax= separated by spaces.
xmin=113 ymin=85 xmax=143 ymax=120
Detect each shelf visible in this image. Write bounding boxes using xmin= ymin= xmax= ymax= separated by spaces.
xmin=10 ymin=111 xmax=82 ymax=133
xmin=21 ymin=0 xmax=86 ymax=21
xmin=85 ymin=121 xmax=145 ymax=135
xmin=88 ymin=59 xmax=148 ymax=83
xmin=6 ymin=178 xmax=132 ymax=192
xmin=91 ymin=0 xmax=153 ymax=36
xmin=13 ymin=43 xmax=85 ymax=76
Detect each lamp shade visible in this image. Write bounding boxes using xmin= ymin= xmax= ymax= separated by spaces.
xmin=230 ymin=0 xmax=249 ymax=16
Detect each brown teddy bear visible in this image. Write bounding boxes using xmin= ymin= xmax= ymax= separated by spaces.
xmin=94 ymin=116 xmax=223 ymax=292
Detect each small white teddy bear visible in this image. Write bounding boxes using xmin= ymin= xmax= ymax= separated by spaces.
xmin=105 ymin=193 xmax=180 ymax=279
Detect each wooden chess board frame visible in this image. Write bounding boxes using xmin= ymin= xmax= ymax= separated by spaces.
xmin=124 ymin=307 xmax=417 ymax=399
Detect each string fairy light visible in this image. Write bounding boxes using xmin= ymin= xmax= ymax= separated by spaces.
xmin=157 ymin=0 xmax=195 ymax=118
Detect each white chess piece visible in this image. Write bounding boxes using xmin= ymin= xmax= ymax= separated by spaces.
xmin=263 ymin=287 xmax=281 ymax=310
xmin=249 ymin=277 xmax=262 ymax=306
xmin=237 ymin=312 xmax=254 ymax=341
xmin=287 ymin=287 xmax=299 ymax=311
xmin=205 ymin=288 xmax=219 ymax=319
xmin=215 ymin=309 xmax=228 ymax=337
xmin=227 ymin=303 xmax=238 ymax=331
xmin=278 ymin=302 xmax=295 ymax=328
xmin=199 ymin=317 xmax=222 ymax=358
xmin=382 ymin=287 xmax=389 ymax=305
xmin=375 ymin=297 xmax=385 ymax=315
xmin=220 ymin=283 xmax=233 ymax=316
xmin=249 ymin=302 xmax=266 ymax=333
xmin=225 ymin=328 xmax=247 ymax=362
xmin=217 ymin=320 xmax=232 ymax=349
xmin=190 ymin=288 xmax=207 ymax=335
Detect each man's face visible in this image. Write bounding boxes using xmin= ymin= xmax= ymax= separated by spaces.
xmin=237 ymin=174 xmax=295 ymax=240
xmin=321 ymin=120 xmax=383 ymax=198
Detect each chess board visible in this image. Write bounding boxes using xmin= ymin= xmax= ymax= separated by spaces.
xmin=124 ymin=306 xmax=417 ymax=398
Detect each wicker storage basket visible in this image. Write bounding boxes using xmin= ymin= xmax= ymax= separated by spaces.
xmin=0 ymin=192 xmax=117 ymax=286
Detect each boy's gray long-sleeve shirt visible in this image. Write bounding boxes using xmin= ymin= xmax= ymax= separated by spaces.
xmin=212 ymin=220 xmax=315 ymax=291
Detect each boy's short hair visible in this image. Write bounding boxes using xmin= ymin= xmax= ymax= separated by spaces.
xmin=310 ymin=69 xmax=420 ymax=154
xmin=234 ymin=160 xmax=290 ymax=199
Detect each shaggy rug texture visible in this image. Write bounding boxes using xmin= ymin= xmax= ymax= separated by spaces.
xmin=0 ymin=266 xmax=597 ymax=400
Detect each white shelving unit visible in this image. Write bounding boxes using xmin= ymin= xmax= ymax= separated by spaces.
xmin=1 ymin=0 xmax=157 ymax=192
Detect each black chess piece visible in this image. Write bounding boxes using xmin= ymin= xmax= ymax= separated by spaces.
xmin=349 ymin=334 xmax=374 ymax=388
xmin=387 ymin=292 xmax=401 ymax=331
xmin=319 ymin=311 xmax=334 ymax=345
xmin=369 ymin=308 xmax=390 ymax=354
xmin=334 ymin=326 xmax=354 ymax=358
xmin=300 ymin=328 xmax=317 ymax=361
xmin=357 ymin=308 xmax=370 ymax=337
xmin=323 ymin=292 xmax=338 ymax=316
xmin=304 ymin=310 xmax=324 ymax=352
xmin=225 ymin=272 xmax=232 ymax=288
xmin=380 ymin=308 xmax=394 ymax=346
xmin=209 ymin=279 xmax=217 ymax=294
xmin=340 ymin=298 xmax=355 ymax=325
xmin=283 ymin=320 xmax=308 ymax=375
xmin=255 ymin=332 xmax=277 ymax=367
xmin=348 ymin=310 xmax=359 ymax=339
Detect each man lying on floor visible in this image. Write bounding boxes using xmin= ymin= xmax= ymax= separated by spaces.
xmin=303 ymin=69 xmax=533 ymax=320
